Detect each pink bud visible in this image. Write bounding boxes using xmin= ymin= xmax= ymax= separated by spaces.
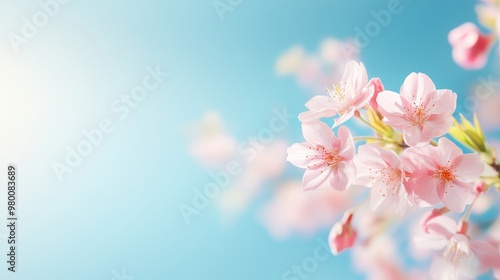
xmin=329 ymin=212 xmax=356 ymax=255
xmin=448 ymin=22 xmax=491 ymax=69
xmin=367 ymin=77 xmax=384 ymax=111
xmin=474 ymin=181 xmax=487 ymax=194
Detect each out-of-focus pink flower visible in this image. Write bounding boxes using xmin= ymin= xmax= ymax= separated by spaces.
xmin=187 ymin=111 xmax=237 ymax=168
xmin=476 ymin=0 xmax=500 ymax=31
xmin=354 ymin=144 xmax=411 ymax=215
xmin=259 ymin=181 xmax=353 ymax=239
xmin=403 ymin=138 xmax=484 ymax=212
xmin=287 ymin=121 xmax=356 ymax=191
xmin=329 ymin=212 xmax=357 ymax=254
xmin=419 ymin=208 xmax=449 ymax=233
xmin=449 ymin=22 xmax=492 ymax=69
xmin=367 ymin=78 xmax=384 ymax=111
xmin=353 ymin=236 xmax=425 ymax=280
xmin=474 ymin=181 xmax=488 ymax=194
xmin=298 ymin=61 xmax=374 ymax=127
xmin=297 ymin=56 xmax=323 ymax=87
xmin=415 ymin=215 xmax=500 ymax=280
xmin=217 ymin=140 xmax=288 ymax=222
xmin=477 ymin=94 xmax=500 ymax=130
xmin=275 ymin=45 xmax=305 ymax=76
xmin=377 ymin=73 xmax=457 ymax=146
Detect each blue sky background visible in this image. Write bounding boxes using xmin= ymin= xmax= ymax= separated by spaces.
xmin=0 ymin=0 xmax=498 ymax=279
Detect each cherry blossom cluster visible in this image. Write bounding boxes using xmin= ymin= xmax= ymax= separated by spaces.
xmin=287 ymin=61 xmax=500 ymax=279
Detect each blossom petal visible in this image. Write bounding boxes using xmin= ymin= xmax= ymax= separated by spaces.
xmin=377 ymin=91 xmax=408 ymax=129
xmin=437 ymin=137 xmax=463 ymax=166
xmin=422 ymin=114 xmax=453 ymax=140
xmin=302 ymin=168 xmax=332 ymax=191
xmin=403 ymin=125 xmax=428 ymax=146
xmin=331 ymin=162 xmax=355 ymax=191
xmin=400 ymin=72 xmax=436 ymax=103
xmin=427 ymin=90 xmax=457 ymax=115
xmin=438 ymin=181 xmax=475 ymax=213
xmin=337 ymin=126 xmax=355 ymax=159
xmin=302 ymin=121 xmax=334 ymax=147
xmin=411 ymin=173 xmax=441 ymax=205
xmin=471 ymin=240 xmax=500 ymax=269
xmin=341 ymin=61 xmax=368 ymax=91
xmin=287 ymin=142 xmax=314 ymax=168
xmin=453 ymin=154 xmax=485 ymax=183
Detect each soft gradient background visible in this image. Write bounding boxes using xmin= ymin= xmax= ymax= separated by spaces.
xmin=0 ymin=0 xmax=498 ymax=279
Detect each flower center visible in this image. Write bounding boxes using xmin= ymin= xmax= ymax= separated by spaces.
xmin=435 ymin=166 xmax=456 ymax=182
xmin=443 ymin=236 xmax=471 ymax=267
xmin=327 ymin=83 xmax=352 ymax=109
xmin=323 ymin=150 xmax=342 ymax=167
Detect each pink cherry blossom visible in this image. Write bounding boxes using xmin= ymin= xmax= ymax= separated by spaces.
xmin=287 ymin=121 xmax=356 ymax=191
xmin=298 ymin=61 xmax=374 ymax=127
xmin=187 ymin=111 xmax=237 ymax=168
xmin=377 ymin=73 xmax=457 ymax=146
xmin=259 ymin=180 xmax=353 ymax=239
xmin=403 ymin=138 xmax=484 ymax=212
xmin=449 ymin=22 xmax=492 ymax=69
xmin=354 ymin=143 xmax=411 ymax=215
xmin=367 ymin=77 xmax=384 ymax=111
xmin=329 ymin=212 xmax=357 ymax=254
xmin=415 ymin=215 xmax=500 ymax=280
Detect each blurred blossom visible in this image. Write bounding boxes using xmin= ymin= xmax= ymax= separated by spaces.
xmin=275 ymin=37 xmax=360 ymax=94
xmin=476 ymin=0 xmax=500 ymax=31
xmin=329 ymin=211 xmax=357 ymax=255
xmin=275 ymin=45 xmax=305 ymax=76
xmin=477 ymin=93 xmax=500 ymax=130
xmin=218 ymin=140 xmax=288 ymax=222
xmin=187 ymin=111 xmax=237 ymax=168
xmin=415 ymin=215 xmax=500 ymax=280
xmin=450 ymin=0 xmax=500 ymax=69
xmin=259 ymin=181 xmax=354 ymax=239
xmin=353 ymin=236 xmax=424 ymax=280
xmin=448 ymin=22 xmax=492 ymax=69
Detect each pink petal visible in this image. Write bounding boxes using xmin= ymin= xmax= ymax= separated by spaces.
xmin=425 ymin=215 xmax=457 ymax=239
xmin=352 ymin=85 xmax=374 ymax=110
xmin=403 ymin=125 xmax=428 ymax=146
xmin=298 ymin=108 xmax=337 ymax=122
xmin=341 ymin=61 xmax=368 ymax=91
xmin=400 ymin=73 xmax=436 ymax=104
xmin=471 ymin=240 xmax=500 ymax=269
xmin=302 ymin=121 xmax=334 ymax=147
xmin=333 ymin=107 xmax=355 ymax=128
xmin=422 ymin=114 xmax=453 ymax=140
xmin=367 ymin=77 xmax=385 ymax=110
xmin=377 ymin=91 xmax=408 ymax=129
xmin=437 ymin=137 xmax=462 ymax=166
xmin=411 ymin=173 xmax=441 ymax=205
xmin=331 ymin=162 xmax=355 ymax=191
xmin=356 ymin=143 xmax=391 ymax=169
xmin=305 ymin=95 xmax=340 ymax=111
xmin=287 ymin=142 xmax=315 ymax=168
xmin=337 ymin=126 xmax=355 ymax=159
xmin=453 ymin=154 xmax=485 ymax=183
xmin=426 ymin=90 xmax=457 ymax=115
xmin=437 ymin=181 xmax=475 ymax=213
xmin=302 ymin=168 xmax=332 ymax=191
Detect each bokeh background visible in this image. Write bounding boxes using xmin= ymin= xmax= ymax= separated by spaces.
xmin=0 ymin=0 xmax=499 ymax=279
